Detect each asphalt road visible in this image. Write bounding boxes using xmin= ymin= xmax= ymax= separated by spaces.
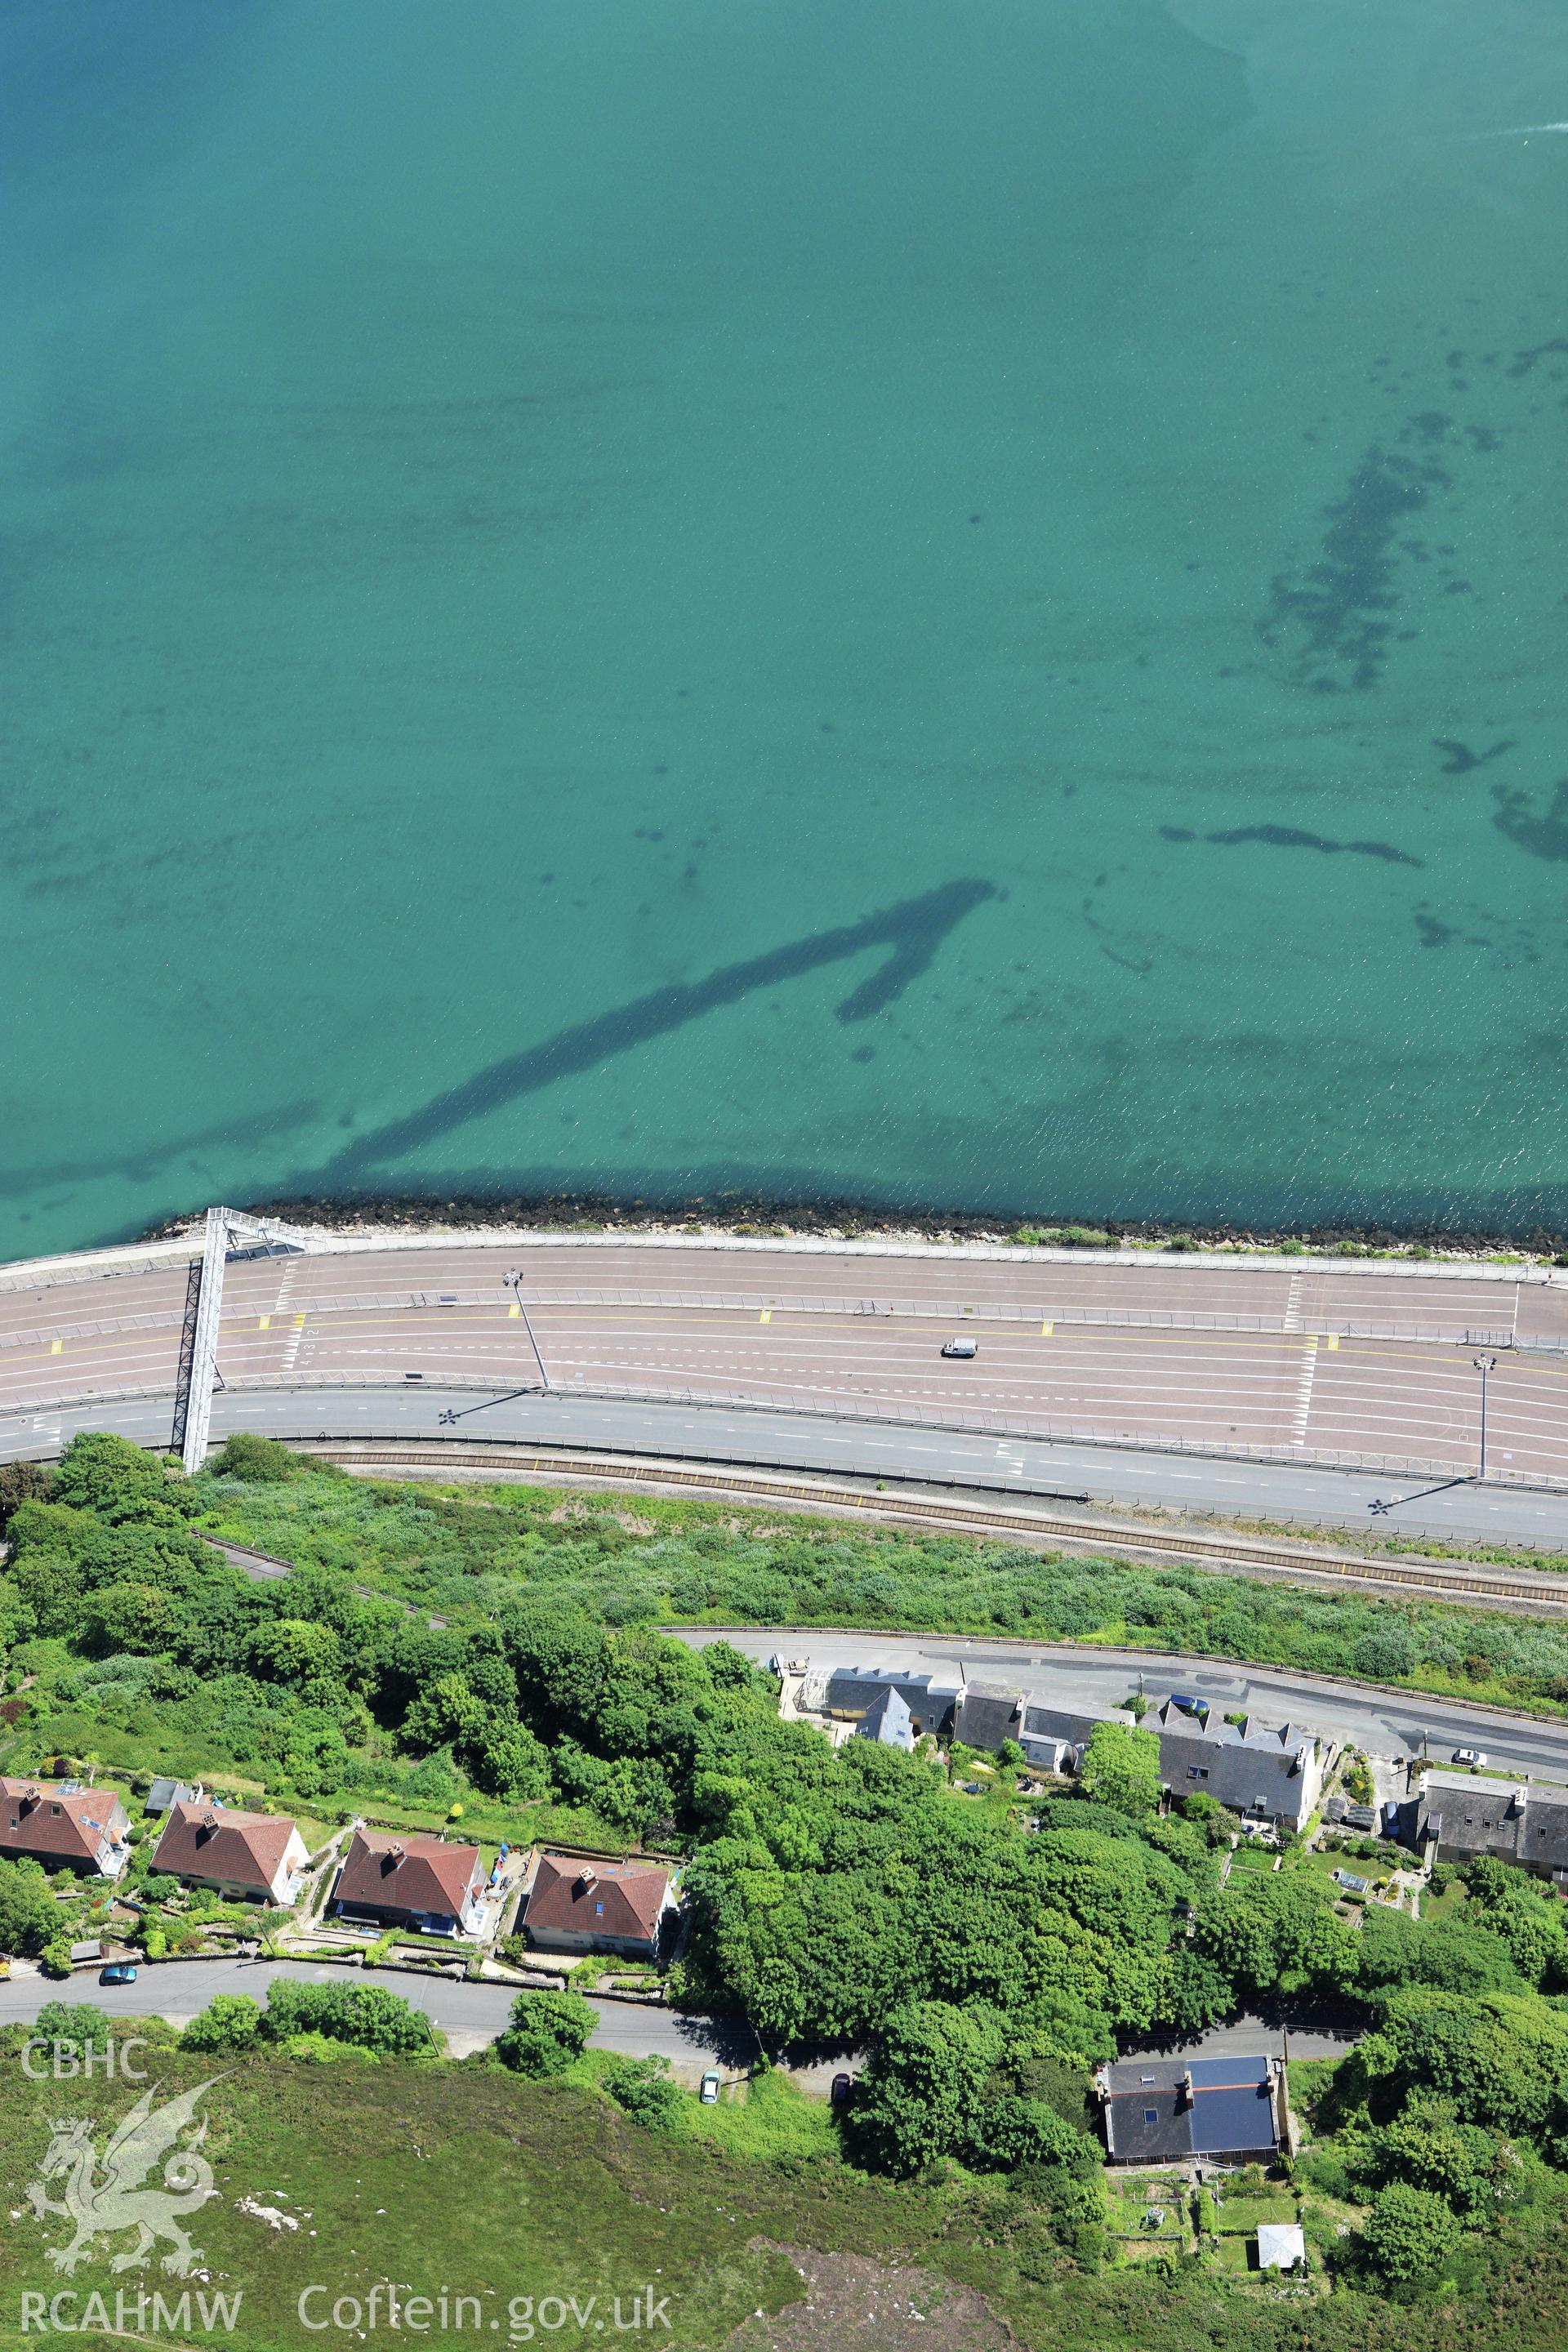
xmin=7 ymin=1383 xmax=1568 ymax=1548
xmin=2 ymin=1236 xmax=1566 ymax=1492
xmin=678 ymin=1628 xmax=1568 ymax=1784
xmin=0 ymin=1958 xmax=748 ymax=2069
xmin=0 ymin=1962 xmax=1354 ymax=2075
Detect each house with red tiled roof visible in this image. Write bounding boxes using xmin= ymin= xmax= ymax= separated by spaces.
xmin=523 ymin=1851 xmax=677 ymax=1960
xmin=0 ymin=1777 xmax=130 ymax=1878
xmin=153 ymin=1799 xmax=308 ymax=1906
xmin=332 ymin=1829 xmax=486 ymax=1937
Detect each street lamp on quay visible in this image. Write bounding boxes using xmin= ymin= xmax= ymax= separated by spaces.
xmin=434 ymin=1269 xmax=551 ymax=1427
xmin=506 ymin=1269 xmax=552 ymax=1393
xmin=1367 ymin=1351 xmax=1503 ymax=1517
xmin=1472 ymin=1353 xmax=1497 ymax=1481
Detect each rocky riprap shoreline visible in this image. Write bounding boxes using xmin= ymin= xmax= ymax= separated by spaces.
xmin=140 ymin=1192 xmax=1568 ymax=1266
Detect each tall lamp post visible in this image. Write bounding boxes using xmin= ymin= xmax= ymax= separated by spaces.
xmin=1368 ymin=1352 xmax=1502 ymax=1517
xmin=434 ymin=1272 xmax=552 ymax=1428
xmin=508 ymin=1269 xmax=552 ymax=1392
xmin=1472 ymin=1354 xmax=1497 ymax=1481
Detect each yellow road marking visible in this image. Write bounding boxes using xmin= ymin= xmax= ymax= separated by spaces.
xmin=760 ymin=1308 xmax=772 ymax=1325
xmin=49 ymin=1339 xmax=61 ymax=1356
xmin=9 ymin=1305 xmax=1560 ymax=1384
xmin=1326 ymin=1333 xmax=1339 ymax=1349
xmin=298 ymin=1304 xmax=1324 ymax=1352
xmin=258 ymin=1314 xmax=271 ymax=1330
xmin=270 ymin=1308 xmax=1557 ymax=1382
xmin=1041 ymin=1320 xmax=1053 ymax=1336
xmin=508 ymin=1303 xmax=520 ymax=1318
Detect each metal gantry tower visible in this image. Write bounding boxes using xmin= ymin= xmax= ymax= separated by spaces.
xmin=172 ymin=1205 xmax=322 ymax=1473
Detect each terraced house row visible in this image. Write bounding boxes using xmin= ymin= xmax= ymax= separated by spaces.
xmin=805 ymin=1668 xmax=1333 ymax=1832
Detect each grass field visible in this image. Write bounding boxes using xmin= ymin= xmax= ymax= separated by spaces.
xmin=0 ymin=2042 xmax=895 ymax=2352
xmin=1418 ymin=1876 xmax=1469 ymax=1922
xmin=0 ymin=2026 xmax=1565 ymax=2350
xmin=1225 ymin=1849 xmax=1279 ymax=1879
xmin=1213 ymin=2198 xmax=1299 ymax=2237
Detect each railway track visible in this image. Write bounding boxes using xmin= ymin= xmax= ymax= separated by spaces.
xmin=301 ymin=1441 xmax=1568 ymax=1616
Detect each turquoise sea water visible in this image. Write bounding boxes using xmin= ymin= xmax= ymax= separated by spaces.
xmin=2 ymin=0 xmax=1566 ymax=1258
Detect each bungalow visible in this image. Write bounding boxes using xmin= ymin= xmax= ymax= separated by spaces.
xmin=332 ymin=1829 xmax=486 ymax=1937
xmin=0 ymin=1776 xmax=131 ymax=1878
xmin=1098 ymin=2053 xmax=1288 ymax=2167
xmin=523 ymin=1852 xmax=676 ymax=1960
xmin=153 ymin=1799 xmax=308 ymax=1906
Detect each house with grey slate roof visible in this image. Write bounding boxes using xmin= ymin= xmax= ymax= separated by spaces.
xmin=1097 ymin=2053 xmax=1288 ymax=2166
xmin=823 ymin=1668 xmax=959 ymax=1740
xmin=1018 ymin=1702 xmax=1104 ymax=1772
xmin=805 ymin=1666 xmax=1330 ymax=1828
xmin=953 ymin=1682 xmax=1025 ymax=1752
xmin=1419 ymin=1771 xmax=1568 ymax=1882
xmin=857 ymin=1686 xmax=915 ymax=1749
xmin=1152 ymin=1702 xmax=1326 ymax=1833
xmin=145 ymin=1778 xmax=199 ymax=1820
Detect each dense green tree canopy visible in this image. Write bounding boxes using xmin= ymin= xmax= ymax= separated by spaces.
xmin=848 ymin=1998 xmax=1009 ymax=2176
xmin=182 ymin=1993 xmax=263 ymax=2052
xmin=0 ymin=1859 xmax=59 ymax=1958
xmin=497 ymin=1988 xmax=596 ymax=2078
xmin=261 ymin=1978 xmax=431 ymax=2055
xmin=1359 ymin=2180 xmax=1461 ymax=2285
xmin=1355 ymin=1981 xmax=1568 ymax=2174
xmin=1079 ymin=1722 xmax=1161 ymax=1818
xmin=33 ymin=2000 xmax=111 ymax=2061
xmin=601 ymin=2055 xmax=683 ymax=2129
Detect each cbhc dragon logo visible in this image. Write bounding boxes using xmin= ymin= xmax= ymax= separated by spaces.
xmin=24 ymin=2081 xmax=220 ymax=2277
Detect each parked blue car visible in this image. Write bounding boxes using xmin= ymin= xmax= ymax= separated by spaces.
xmin=99 ymin=1962 xmax=138 ymax=1986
